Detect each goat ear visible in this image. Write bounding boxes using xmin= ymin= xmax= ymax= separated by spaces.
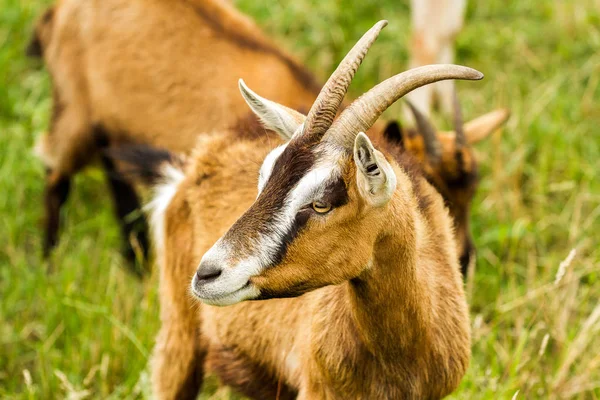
xmin=238 ymin=79 xmax=306 ymax=140
xmin=464 ymin=108 xmax=510 ymax=144
xmin=353 ymin=132 xmax=397 ymax=207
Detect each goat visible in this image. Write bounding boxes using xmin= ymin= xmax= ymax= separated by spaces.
xmin=29 ymin=0 xmax=507 ymax=278
xmin=405 ymin=0 xmax=467 ymax=118
xmin=116 ymin=22 xmax=482 ymax=399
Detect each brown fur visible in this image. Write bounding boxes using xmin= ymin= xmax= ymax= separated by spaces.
xmin=146 ymin=119 xmax=470 ymax=398
xmin=185 ymin=0 xmax=321 ymax=94
xmin=35 ymin=0 xmax=319 ymax=175
xmin=207 ymin=346 xmax=297 ymax=400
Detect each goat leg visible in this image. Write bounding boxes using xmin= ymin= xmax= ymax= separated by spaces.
xmin=101 ymin=154 xmax=150 ymax=277
xmin=43 ymin=170 xmax=71 ymax=258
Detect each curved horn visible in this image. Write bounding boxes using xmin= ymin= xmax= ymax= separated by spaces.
xmin=301 ymin=20 xmax=388 ymax=141
xmin=405 ymin=100 xmax=442 ymax=164
xmin=325 ymin=65 xmax=483 ymax=148
xmin=453 ymin=89 xmax=466 ymax=149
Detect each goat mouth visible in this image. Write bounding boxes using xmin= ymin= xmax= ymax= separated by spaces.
xmin=191 ymin=279 xmax=257 ymax=306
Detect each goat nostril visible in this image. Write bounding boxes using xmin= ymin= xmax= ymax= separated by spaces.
xmin=195 ymin=264 xmax=222 ymax=284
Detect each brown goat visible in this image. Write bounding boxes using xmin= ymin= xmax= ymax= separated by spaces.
xmin=115 ymin=23 xmax=482 ymax=399
xmin=30 ymin=0 xmax=507 ymax=278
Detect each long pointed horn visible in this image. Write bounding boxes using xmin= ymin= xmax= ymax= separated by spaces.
xmin=405 ymin=100 xmax=441 ymax=164
xmin=325 ymin=65 xmax=483 ymax=148
xmin=453 ymin=89 xmax=466 ymax=149
xmin=301 ymin=20 xmax=388 ymax=141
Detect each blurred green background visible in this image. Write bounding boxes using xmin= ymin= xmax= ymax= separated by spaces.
xmin=1 ymin=0 xmax=599 ymax=398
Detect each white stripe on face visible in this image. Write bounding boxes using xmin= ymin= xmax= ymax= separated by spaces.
xmin=258 ymin=144 xmax=287 ymax=194
xmin=252 ymin=162 xmax=339 ymax=260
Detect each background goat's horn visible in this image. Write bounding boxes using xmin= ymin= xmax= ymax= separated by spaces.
xmin=405 ymin=99 xmax=442 ymax=165
xmin=453 ymin=89 xmax=466 ymax=149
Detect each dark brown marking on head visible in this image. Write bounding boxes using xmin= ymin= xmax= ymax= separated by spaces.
xmin=220 ymin=140 xmax=316 ymax=249
xmin=321 ymin=176 xmax=350 ymax=209
xmin=264 ymin=140 xmax=318 ymax=204
xmin=270 ymin=176 xmax=349 ymax=266
xmin=188 ymin=2 xmax=322 ymax=95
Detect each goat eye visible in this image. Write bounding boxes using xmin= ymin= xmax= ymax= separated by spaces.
xmin=311 ymin=201 xmax=332 ymax=214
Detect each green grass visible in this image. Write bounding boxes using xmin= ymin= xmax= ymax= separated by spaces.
xmin=1 ymin=0 xmax=599 ymax=398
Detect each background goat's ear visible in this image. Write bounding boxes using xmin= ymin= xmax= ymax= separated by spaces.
xmin=353 ymin=132 xmax=397 ymax=207
xmin=238 ymin=79 xmax=305 ymax=140
xmin=464 ymin=108 xmax=510 ymax=144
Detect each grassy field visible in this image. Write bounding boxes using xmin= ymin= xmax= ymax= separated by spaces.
xmin=1 ymin=0 xmax=599 ymax=398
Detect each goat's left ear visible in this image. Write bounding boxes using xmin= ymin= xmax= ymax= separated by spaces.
xmin=353 ymin=132 xmax=397 ymax=207
xmin=238 ymin=79 xmax=306 ymax=140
